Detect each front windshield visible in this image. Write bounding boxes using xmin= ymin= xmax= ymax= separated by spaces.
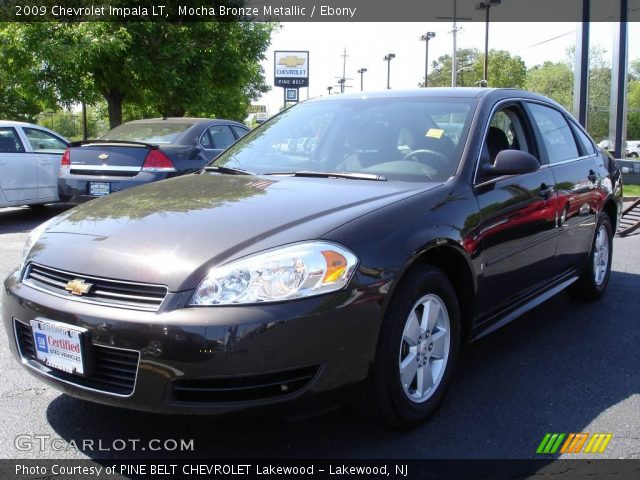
xmin=213 ymin=96 xmax=475 ymax=182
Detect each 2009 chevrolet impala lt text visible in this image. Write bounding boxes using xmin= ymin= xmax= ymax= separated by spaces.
xmin=2 ymin=89 xmax=622 ymax=426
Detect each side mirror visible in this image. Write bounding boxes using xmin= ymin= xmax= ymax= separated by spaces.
xmin=482 ymin=150 xmax=540 ymax=176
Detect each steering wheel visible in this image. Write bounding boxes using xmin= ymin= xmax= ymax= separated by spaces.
xmin=402 ymin=149 xmax=450 ymax=169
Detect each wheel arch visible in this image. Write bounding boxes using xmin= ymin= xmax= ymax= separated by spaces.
xmin=602 ymin=196 xmax=618 ymax=232
xmin=386 ymin=241 xmax=477 ymax=342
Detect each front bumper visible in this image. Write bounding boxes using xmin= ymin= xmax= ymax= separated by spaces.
xmin=2 ymin=268 xmax=384 ymax=415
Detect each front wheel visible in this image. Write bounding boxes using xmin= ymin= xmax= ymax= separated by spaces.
xmin=362 ymin=266 xmax=460 ymax=427
xmin=569 ymin=213 xmax=613 ymax=300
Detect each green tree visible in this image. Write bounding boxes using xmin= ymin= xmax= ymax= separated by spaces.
xmin=424 ymin=48 xmax=479 ymax=87
xmin=37 ymin=106 xmax=109 ymax=141
xmin=626 ymin=58 xmax=640 ymax=81
xmin=424 ymin=48 xmax=526 ymax=89
xmin=525 ymin=61 xmax=574 ymax=110
xmin=0 ymin=25 xmax=57 ymax=120
xmin=628 ymin=80 xmax=640 ymax=140
xmin=524 ymin=47 xmax=614 ymax=142
xmin=477 ymin=50 xmax=527 ymax=88
xmin=1 ymin=21 xmax=276 ymax=128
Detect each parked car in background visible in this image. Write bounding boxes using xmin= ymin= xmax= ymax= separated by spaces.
xmin=0 ymin=121 xmax=68 ymax=208
xmin=5 ymin=89 xmax=621 ymax=426
xmin=58 ymin=118 xmax=249 ymax=204
xmin=598 ymin=139 xmax=636 ymax=157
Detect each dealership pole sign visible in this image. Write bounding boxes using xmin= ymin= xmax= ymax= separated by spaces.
xmin=275 ymin=51 xmax=308 ymax=107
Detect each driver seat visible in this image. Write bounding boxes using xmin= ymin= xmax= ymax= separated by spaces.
xmin=338 ymin=122 xmax=396 ymax=170
xmin=486 ymin=126 xmax=510 ymax=162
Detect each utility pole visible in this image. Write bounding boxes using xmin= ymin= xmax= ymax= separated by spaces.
xmin=335 ymin=48 xmax=353 ymax=94
xmin=81 ymin=101 xmax=88 ymax=140
xmin=437 ymin=0 xmax=470 ymax=87
xmin=341 ymin=48 xmax=347 ymax=85
xmin=452 ymin=0 xmax=457 ymax=87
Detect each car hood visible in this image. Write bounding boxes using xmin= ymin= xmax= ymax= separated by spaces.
xmin=29 ymin=173 xmax=438 ymax=291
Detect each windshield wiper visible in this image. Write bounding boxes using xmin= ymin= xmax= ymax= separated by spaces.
xmin=203 ymin=165 xmax=252 ymax=175
xmin=264 ymin=171 xmax=387 ymax=181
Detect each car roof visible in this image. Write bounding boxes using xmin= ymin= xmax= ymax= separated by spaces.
xmin=302 ymin=87 xmax=569 ymax=117
xmin=0 ymin=120 xmax=50 ymax=128
xmin=0 ymin=120 xmax=69 ymax=140
xmin=316 ymin=87 xmax=493 ymax=101
xmin=305 ymin=87 xmax=557 ymax=104
xmin=122 ymin=117 xmax=246 ymax=127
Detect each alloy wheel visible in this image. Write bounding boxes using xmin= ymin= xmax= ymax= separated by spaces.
xmin=398 ymin=294 xmax=450 ymax=403
xmin=593 ymin=224 xmax=610 ymax=286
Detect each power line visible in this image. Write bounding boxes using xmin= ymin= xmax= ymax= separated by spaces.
xmin=519 ymin=31 xmax=575 ymax=51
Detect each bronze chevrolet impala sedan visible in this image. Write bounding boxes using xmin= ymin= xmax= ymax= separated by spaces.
xmin=2 ymin=89 xmax=622 ymax=426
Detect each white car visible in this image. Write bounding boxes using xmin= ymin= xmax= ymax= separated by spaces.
xmin=0 ymin=121 xmax=68 ymax=208
xmin=627 ymin=140 xmax=640 ymax=158
xmin=597 ymin=139 xmax=640 ymax=158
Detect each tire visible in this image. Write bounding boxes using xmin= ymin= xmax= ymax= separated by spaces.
xmin=569 ymin=213 xmax=613 ymax=301
xmin=361 ymin=266 xmax=461 ymax=427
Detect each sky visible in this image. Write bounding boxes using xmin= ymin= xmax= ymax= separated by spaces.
xmin=256 ymin=22 xmax=640 ymax=115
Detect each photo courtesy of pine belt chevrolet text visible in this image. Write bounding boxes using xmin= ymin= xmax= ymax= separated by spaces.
xmin=2 ymin=88 xmax=622 ymax=427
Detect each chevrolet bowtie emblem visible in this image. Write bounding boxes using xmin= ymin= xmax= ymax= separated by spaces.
xmin=98 ymin=153 xmax=109 ymax=160
xmin=65 ymin=279 xmax=93 ymax=296
xmin=278 ymin=56 xmax=305 ymax=68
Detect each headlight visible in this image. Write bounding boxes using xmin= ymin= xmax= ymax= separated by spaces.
xmin=190 ymin=241 xmax=358 ymax=306
xmin=22 ymin=218 xmax=54 ymax=269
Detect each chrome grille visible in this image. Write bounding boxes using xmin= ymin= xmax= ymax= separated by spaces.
xmin=24 ymin=263 xmax=167 ymax=311
xmin=14 ymin=319 xmax=139 ymax=396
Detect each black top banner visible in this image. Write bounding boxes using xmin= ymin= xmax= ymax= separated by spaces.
xmin=1 ymin=0 xmax=639 ymax=22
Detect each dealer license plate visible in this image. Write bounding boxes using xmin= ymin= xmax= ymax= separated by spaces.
xmin=29 ymin=319 xmax=87 ymax=375
xmin=89 ymin=182 xmax=111 ymax=196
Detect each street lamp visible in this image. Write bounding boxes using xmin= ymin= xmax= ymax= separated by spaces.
xmin=420 ymin=32 xmax=436 ymax=87
xmin=357 ymin=68 xmax=368 ymax=91
xmin=456 ymin=64 xmax=473 ymax=86
xmin=476 ymin=0 xmax=501 ymax=87
xmin=327 ymin=86 xmax=333 ymax=95
xmin=384 ymin=53 xmax=396 ymax=89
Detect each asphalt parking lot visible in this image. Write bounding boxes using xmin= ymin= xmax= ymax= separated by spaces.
xmin=0 ymin=204 xmax=639 ymax=460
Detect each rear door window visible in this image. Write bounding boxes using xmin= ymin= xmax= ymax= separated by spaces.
xmin=232 ymin=126 xmax=249 ymax=139
xmin=203 ymin=125 xmax=236 ymax=150
xmin=569 ymin=122 xmax=596 ymax=156
xmin=23 ymin=128 xmax=67 ymax=152
xmin=527 ymin=103 xmax=580 ymax=164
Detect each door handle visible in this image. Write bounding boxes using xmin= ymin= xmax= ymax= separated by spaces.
xmin=588 ymin=170 xmax=598 ymax=182
xmin=539 ymin=183 xmax=554 ymax=199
